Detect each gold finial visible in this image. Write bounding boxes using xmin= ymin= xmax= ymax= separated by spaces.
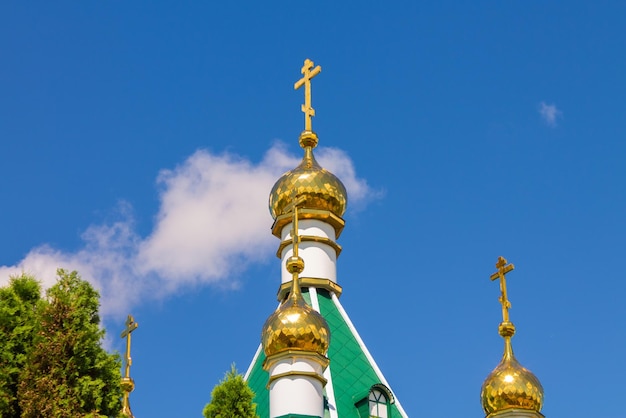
xmin=120 ymin=314 xmax=138 ymax=418
xmin=284 ymin=194 xmax=307 ymax=292
xmin=294 ymin=58 xmax=322 ymax=132
xmin=261 ymin=192 xmax=331 ymax=359
xmin=489 ymin=256 xmax=515 ymax=332
xmin=481 ymin=257 xmax=544 ymax=415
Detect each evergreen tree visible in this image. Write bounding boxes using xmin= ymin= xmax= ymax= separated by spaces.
xmin=203 ymin=364 xmax=258 ymax=418
xmin=0 ymin=274 xmax=41 ymax=417
xmin=17 ymin=269 xmax=122 ymax=418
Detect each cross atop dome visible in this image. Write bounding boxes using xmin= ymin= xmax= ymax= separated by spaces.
xmin=481 ymin=256 xmax=544 ymax=417
xmin=120 ymin=314 xmax=138 ymax=418
xmin=490 ymin=256 xmax=515 ymax=330
xmin=294 ymin=58 xmax=322 ymax=132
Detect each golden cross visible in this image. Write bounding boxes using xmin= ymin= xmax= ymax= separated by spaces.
xmin=489 ymin=256 xmax=515 ymax=323
xmin=294 ymin=58 xmax=322 ymax=132
xmin=120 ymin=314 xmax=138 ymax=378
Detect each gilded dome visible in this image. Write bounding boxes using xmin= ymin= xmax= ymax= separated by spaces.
xmin=481 ymin=339 xmax=544 ymax=415
xmin=261 ymin=257 xmax=330 ymax=357
xmin=269 ymin=131 xmax=347 ymax=220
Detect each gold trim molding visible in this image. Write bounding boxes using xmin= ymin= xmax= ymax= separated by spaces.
xmin=487 ymin=410 xmax=545 ymax=418
xmin=276 ymin=235 xmax=342 ymax=259
xmin=264 ymin=349 xmax=330 ymax=367
xmin=263 ymin=349 xmax=329 ymax=388
xmin=272 ymin=208 xmax=345 ymax=239
xmin=267 ymin=370 xmax=328 ymax=388
xmin=277 ymin=278 xmax=343 ymax=301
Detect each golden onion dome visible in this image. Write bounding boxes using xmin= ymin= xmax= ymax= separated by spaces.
xmin=261 ymin=256 xmax=330 ymax=357
xmin=481 ymin=336 xmax=544 ymax=415
xmin=269 ymin=131 xmax=347 ymax=220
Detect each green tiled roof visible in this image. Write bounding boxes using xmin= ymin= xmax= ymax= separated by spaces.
xmin=245 ymin=344 xmax=269 ymax=417
xmin=245 ymin=288 xmax=407 ymax=418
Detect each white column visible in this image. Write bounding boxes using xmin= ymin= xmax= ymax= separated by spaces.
xmin=279 ymin=219 xmax=338 ymax=284
xmin=266 ymin=354 xmax=327 ymax=418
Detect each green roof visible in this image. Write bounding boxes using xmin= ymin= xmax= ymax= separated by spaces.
xmin=245 ymin=288 xmax=408 ymax=418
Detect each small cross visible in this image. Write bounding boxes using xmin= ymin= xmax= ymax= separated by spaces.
xmin=120 ymin=314 xmax=138 ymax=378
xmin=294 ymin=58 xmax=322 ymax=132
xmin=489 ymin=256 xmax=515 ymax=323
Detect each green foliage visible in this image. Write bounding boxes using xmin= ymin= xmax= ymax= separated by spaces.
xmin=0 ymin=274 xmax=41 ymax=417
xmin=0 ymin=269 xmax=123 ymax=418
xmin=203 ymin=364 xmax=258 ymax=418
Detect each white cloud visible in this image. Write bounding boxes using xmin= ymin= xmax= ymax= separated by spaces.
xmin=316 ymin=147 xmax=385 ymax=209
xmin=0 ymin=143 xmax=378 ymax=319
xmin=539 ymin=101 xmax=562 ymax=127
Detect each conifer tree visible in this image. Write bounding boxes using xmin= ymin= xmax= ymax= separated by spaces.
xmin=203 ymin=364 xmax=258 ymax=418
xmin=0 ymin=274 xmax=41 ymax=417
xmin=17 ymin=269 xmax=122 ymax=418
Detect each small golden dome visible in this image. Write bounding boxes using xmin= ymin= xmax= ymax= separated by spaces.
xmin=261 ymin=259 xmax=330 ymax=357
xmin=269 ymin=131 xmax=347 ymax=220
xmin=481 ymin=338 xmax=544 ymax=415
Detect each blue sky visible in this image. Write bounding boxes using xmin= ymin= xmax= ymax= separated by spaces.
xmin=1 ymin=2 xmax=625 ymax=417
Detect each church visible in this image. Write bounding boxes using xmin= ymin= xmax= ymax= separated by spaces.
xmin=242 ymin=59 xmax=546 ymax=418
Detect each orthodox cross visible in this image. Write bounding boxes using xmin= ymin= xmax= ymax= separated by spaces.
xmin=294 ymin=58 xmax=322 ymax=132
xmin=120 ymin=314 xmax=138 ymax=378
xmin=489 ymin=256 xmax=515 ymax=323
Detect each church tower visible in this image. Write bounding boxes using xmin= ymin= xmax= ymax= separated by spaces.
xmin=261 ymin=199 xmax=331 ymax=417
xmin=245 ymin=59 xmax=408 ymax=418
xmin=480 ymin=257 xmax=545 ymax=418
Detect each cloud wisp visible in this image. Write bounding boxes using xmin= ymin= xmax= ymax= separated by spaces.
xmin=538 ymin=101 xmax=563 ymax=127
xmin=0 ymin=143 xmax=377 ymax=318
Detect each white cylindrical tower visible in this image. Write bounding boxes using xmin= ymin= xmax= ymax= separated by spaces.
xmin=265 ymin=352 xmax=329 ymax=417
xmin=279 ymin=219 xmax=338 ymax=284
xmin=262 ymin=207 xmax=330 ymax=418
